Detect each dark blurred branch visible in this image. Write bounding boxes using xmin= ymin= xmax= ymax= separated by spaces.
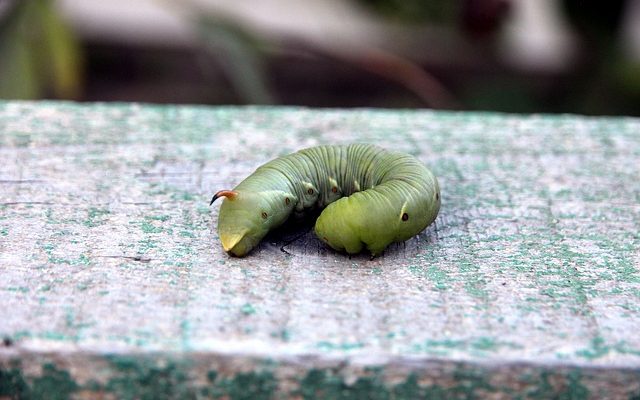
xmin=334 ymin=46 xmax=460 ymax=109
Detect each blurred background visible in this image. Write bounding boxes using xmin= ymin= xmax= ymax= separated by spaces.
xmin=1 ymin=0 xmax=639 ymax=115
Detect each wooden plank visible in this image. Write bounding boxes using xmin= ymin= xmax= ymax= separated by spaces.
xmin=1 ymin=101 xmax=639 ymax=398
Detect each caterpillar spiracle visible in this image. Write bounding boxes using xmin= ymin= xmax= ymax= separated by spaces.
xmin=210 ymin=144 xmax=440 ymax=257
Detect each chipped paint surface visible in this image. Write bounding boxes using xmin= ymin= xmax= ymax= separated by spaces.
xmin=1 ymin=101 xmax=640 ymax=397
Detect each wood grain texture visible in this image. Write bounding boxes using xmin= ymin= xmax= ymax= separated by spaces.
xmin=1 ymin=101 xmax=639 ymax=398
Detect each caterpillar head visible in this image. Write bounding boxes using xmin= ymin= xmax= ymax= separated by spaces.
xmin=210 ymin=189 xmax=295 ymax=256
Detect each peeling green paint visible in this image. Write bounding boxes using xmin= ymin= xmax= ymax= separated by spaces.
xmin=146 ymin=215 xmax=171 ymax=222
xmin=3 ymin=286 xmax=29 ymax=293
xmin=84 ymin=207 xmax=110 ymax=227
xmin=136 ymin=238 xmax=157 ymax=253
xmin=140 ymin=221 xmax=163 ymax=234
xmin=576 ymin=337 xmax=640 ymax=360
xmin=411 ymin=337 xmax=522 ymax=356
xmin=241 ymin=303 xmax=257 ymax=316
xmin=171 ymin=191 xmax=197 ymax=202
xmin=316 ymin=341 xmax=365 ymax=352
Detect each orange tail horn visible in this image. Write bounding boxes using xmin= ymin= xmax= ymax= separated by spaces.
xmin=209 ymin=190 xmax=238 ymax=206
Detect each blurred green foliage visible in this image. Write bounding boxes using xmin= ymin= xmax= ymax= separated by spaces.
xmin=196 ymin=16 xmax=274 ymax=105
xmin=0 ymin=0 xmax=82 ymax=99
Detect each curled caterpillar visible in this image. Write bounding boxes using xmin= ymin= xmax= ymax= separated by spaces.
xmin=210 ymin=144 xmax=440 ymax=257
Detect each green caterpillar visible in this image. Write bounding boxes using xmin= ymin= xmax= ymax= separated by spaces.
xmin=210 ymin=144 xmax=440 ymax=257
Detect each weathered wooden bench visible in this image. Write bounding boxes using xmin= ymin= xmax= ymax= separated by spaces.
xmin=1 ymin=101 xmax=639 ymax=398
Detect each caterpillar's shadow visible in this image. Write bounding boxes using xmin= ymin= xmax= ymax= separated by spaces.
xmin=261 ymin=211 xmax=327 ymax=257
xmin=259 ymin=213 xmax=440 ymax=261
